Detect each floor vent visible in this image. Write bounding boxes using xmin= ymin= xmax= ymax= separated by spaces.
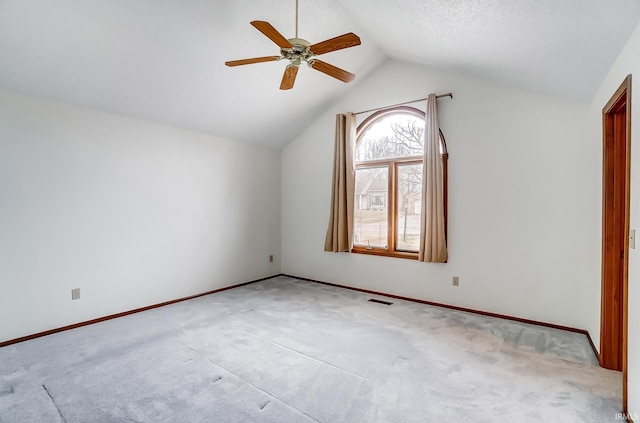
xmin=368 ymin=299 xmax=393 ymax=306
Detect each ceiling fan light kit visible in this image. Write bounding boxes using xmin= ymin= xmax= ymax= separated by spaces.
xmin=225 ymin=1 xmax=361 ymax=90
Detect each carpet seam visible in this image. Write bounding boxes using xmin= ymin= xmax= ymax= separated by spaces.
xmin=184 ymin=346 xmax=322 ymax=423
xmin=245 ymin=331 xmax=370 ymax=381
xmin=42 ymin=384 xmax=67 ymax=423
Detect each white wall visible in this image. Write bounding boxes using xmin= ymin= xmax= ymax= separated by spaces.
xmin=282 ymin=59 xmax=595 ymax=331
xmin=0 ymin=91 xmax=281 ymax=343
xmin=589 ymin=20 xmax=640 ymax=419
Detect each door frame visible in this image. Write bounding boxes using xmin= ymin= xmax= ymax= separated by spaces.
xmin=600 ymin=74 xmax=631 ymax=411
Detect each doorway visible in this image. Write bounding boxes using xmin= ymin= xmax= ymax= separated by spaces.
xmin=600 ymin=74 xmax=631 ymax=411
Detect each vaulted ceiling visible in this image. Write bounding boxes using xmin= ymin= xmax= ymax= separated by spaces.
xmin=1 ymin=0 xmax=639 ymax=148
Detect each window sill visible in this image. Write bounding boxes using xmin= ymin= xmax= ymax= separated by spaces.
xmin=351 ymin=248 xmax=418 ymax=260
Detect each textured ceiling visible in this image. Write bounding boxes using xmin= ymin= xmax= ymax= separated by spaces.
xmin=0 ymin=0 xmax=639 ymax=148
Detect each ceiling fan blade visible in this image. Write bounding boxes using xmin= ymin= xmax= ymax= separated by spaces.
xmin=309 ymin=60 xmax=355 ymax=83
xmin=225 ymin=56 xmax=281 ymax=67
xmin=280 ymin=65 xmax=299 ymax=90
xmin=309 ymin=33 xmax=361 ymax=55
xmin=250 ymin=21 xmax=292 ymax=49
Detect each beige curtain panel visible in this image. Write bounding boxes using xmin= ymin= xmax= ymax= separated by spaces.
xmin=324 ymin=113 xmax=356 ymax=252
xmin=419 ymin=94 xmax=448 ymax=262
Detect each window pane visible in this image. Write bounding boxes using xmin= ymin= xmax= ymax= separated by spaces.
xmin=354 ymin=167 xmax=388 ymax=249
xmin=356 ymin=114 xmax=424 ymax=161
xmin=396 ymin=163 xmax=422 ymax=252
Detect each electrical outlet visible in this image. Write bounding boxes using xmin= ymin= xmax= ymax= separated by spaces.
xmin=71 ymin=288 xmax=81 ymax=300
xmin=269 ymin=254 xmax=274 ymax=262
xmin=452 ymin=276 xmax=460 ymax=287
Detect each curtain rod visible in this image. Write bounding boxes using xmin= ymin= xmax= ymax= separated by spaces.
xmin=353 ymin=92 xmax=453 ymax=116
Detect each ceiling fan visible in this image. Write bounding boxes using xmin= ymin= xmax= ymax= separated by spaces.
xmin=225 ymin=0 xmax=361 ymax=90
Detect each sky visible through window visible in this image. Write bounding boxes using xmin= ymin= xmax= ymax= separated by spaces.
xmin=356 ymin=114 xmax=425 ymax=162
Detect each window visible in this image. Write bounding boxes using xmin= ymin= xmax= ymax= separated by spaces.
xmin=353 ymin=106 xmax=448 ymax=259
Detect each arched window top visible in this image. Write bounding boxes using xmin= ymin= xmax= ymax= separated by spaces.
xmin=356 ymin=106 xmax=447 ymax=162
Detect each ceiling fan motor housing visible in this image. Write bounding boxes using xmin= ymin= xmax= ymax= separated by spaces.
xmin=282 ymin=38 xmax=313 ymax=66
xmin=288 ymin=38 xmax=311 ymax=47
